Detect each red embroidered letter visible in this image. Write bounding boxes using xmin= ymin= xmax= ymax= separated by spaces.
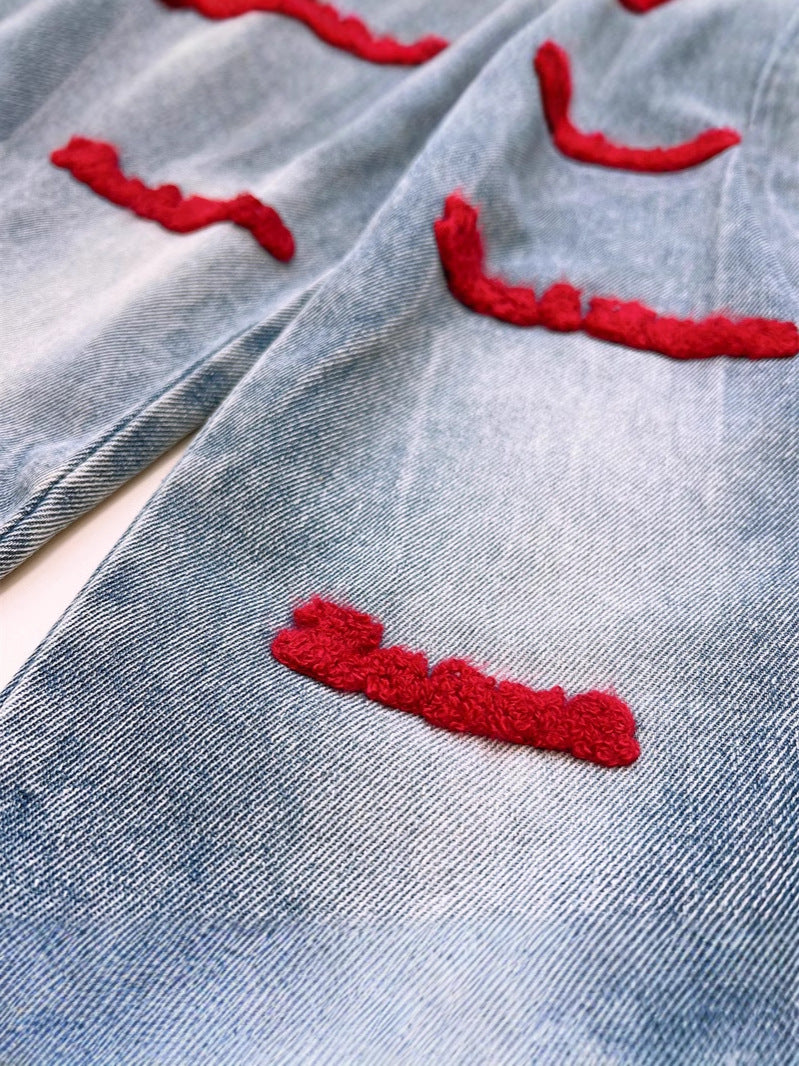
xmin=534 ymin=40 xmax=740 ymax=173
xmin=434 ymin=192 xmax=799 ymax=361
xmin=272 ymin=597 xmax=640 ymax=768
xmin=160 ymin=0 xmax=448 ymax=65
xmin=51 ymin=137 xmax=295 ymax=260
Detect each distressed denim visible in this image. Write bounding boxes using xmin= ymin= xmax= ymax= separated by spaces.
xmin=1 ymin=0 xmax=798 ymax=1062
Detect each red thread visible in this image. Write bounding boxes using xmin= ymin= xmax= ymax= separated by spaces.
xmin=434 ymin=192 xmax=799 ymax=360
xmin=534 ymin=40 xmax=741 ymax=172
xmin=619 ymin=0 xmax=673 ymax=11
xmin=159 ymin=0 xmax=448 ymax=65
xmin=271 ymin=597 xmax=640 ymax=768
xmin=50 ymin=137 xmax=295 ymax=260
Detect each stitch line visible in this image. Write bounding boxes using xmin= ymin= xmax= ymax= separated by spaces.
xmin=0 ymin=351 xmax=218 ymax=551
xmin=0 ymin=285 xmax=318 ymax=558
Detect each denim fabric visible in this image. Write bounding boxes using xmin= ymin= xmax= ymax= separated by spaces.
xmin=2 ymin=0 xmax=799 ymax=1062
xmin=0 ymin=0 xmax=511 ymax=575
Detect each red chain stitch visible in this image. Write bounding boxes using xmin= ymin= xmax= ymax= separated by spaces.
xmin=534 ymin=40 xmax=741 ymax=172
xmin=271 ymin=597 xmax=641 ymax=768
xmin=51 ymin=137 xmax=295 ymax=260
xmin=159 ymin=0 xmax=448 ymax=65
xmin=434 ymin=192 xmax=799 ymax=360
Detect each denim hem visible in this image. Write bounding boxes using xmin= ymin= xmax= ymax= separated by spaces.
xmin=0 ymin=284 xmax=317 ymax=579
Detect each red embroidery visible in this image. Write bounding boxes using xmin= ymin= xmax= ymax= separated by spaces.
xmin=160 ymin=0 xmax=448 ymax=65
xmin=50 ymin=137 xmax=295 ymax=260
xmin=271 ymin=597 xmax=640 ymax=768
xmin=434 ymin=192 xmax=799 ymax=360
xmin=619 ymin=0 xmax=673 ymax=11
xmin=534 ymin=40 xmax=741 ymax=172
xmin=582 ymin=298 xmax=799 ymax=360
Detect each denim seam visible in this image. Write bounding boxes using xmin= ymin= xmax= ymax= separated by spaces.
xmin=0 ymin=300 xmax=308 ymax=558
xmin=711 ymin=5 xmax=799 ymax=309
xmin=0 ymin=339 xmax=240 ymax=544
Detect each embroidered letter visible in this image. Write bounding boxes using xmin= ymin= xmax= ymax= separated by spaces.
xmin=51 ymin=137 xmax=295 ymax=260
xmin=434 ymin=192 xmax=799 ymax=361
xmin=534 ymin=40 xmax=740 ymax=172
xmin=272 ymin=597 xmax=640 ymax=767
xmin=159 ymin=0 xmax=448 ymax=65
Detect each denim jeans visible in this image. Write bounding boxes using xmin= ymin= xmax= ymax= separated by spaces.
xmin=1 ymin=0 xmax=798 ymax=1061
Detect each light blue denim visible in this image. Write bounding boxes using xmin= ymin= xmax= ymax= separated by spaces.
xmin=1 ymin=0 xmax=798 ymax=1062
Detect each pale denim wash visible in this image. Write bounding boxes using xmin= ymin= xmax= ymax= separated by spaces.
xmin=1 ymin=0 xmax=798 ymax=1062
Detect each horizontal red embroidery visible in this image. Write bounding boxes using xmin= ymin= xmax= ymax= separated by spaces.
xmin=434 ymin=191 xmax=799 ymax=360
xmin=160 ymin=0 xmax=448 ymax=65
xmin=51 ymin=137 xmax=295 ymax=260
xmin=619 ymin=0 xmax=673 ymax=10
xmin=271 ymin=597 xmax=640 ymax=767
xmin=534 ymin=40 xmax=740 ymax=172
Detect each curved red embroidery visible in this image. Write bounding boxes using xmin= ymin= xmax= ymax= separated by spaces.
xmin=51 ymin=137 xmax=295 ymax=260
xmin=534 ymin=40 xmax=741 ymax=172
xmin=272 ymin=597 xmax=640 ymax=767
xmin=619 ymin=0 xmax=673 ymax=11
xmin=434 ymin=192 xmax=799 ymax=360
xmin=160 ymin=0 xmax=448 ymax=65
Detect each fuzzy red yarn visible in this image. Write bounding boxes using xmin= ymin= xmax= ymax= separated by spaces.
xmin=619 ymin=0 xmax=673 ymax=11
xmin=434 ymin=192 xmax=799 ymax=360
xmin=533 ymin=40 xmax=741 ymax=173
xmin=583 ymin=298 xmax=799 ymax=360
xmin=538 ymin=282 xmax=582 ymax=332
xmin=433 ymin=191 xmax=541 ymax=328
xmin=271 ymin=597 xmax=640 ymax=768
xmin=51 ymin=137 xmax=295 ymax=260
xmin=159 ymin=0 xmax=448 ymax=65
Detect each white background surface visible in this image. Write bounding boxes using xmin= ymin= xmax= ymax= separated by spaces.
xmin=0 ymin=438 xmax=191 ymax=691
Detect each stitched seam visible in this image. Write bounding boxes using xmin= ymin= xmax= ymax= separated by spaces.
xmin=0 ymin=317 xmax=277 ymax=548
xmin=711 ymin=5 xmax=799 ymax=309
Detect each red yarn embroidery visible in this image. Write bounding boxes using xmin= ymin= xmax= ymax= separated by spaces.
xmin=534 ymin=41 xmax=740 ymax=172
xmin=271 ymin=597 xmax=640 ymax=767
xmin=434 ymin=192 xmax=799 ymax=360
xmin=51 ymin=137 xmax=295 ymax=260
xmin=619 ymin=0 xmax=673 ymax=11
xmin=160 ymin=0 xmax=448 ymax=65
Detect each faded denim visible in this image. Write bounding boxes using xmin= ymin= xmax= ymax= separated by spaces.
xmin=1 ymin=0 xmax=798 ymax=1062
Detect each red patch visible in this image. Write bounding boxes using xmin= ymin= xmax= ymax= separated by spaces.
xmin=434 ymin=191 xmax=799 ymax=361
xmin=159 ymin=0 xmax=448 ymax=65
xmin=51 ymin=137 xmax=295 ymax=260
xmin=271 ymin=597 xmax=640 ymax=768
xmin=534 ymin=40 xmax=740 ymax=172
